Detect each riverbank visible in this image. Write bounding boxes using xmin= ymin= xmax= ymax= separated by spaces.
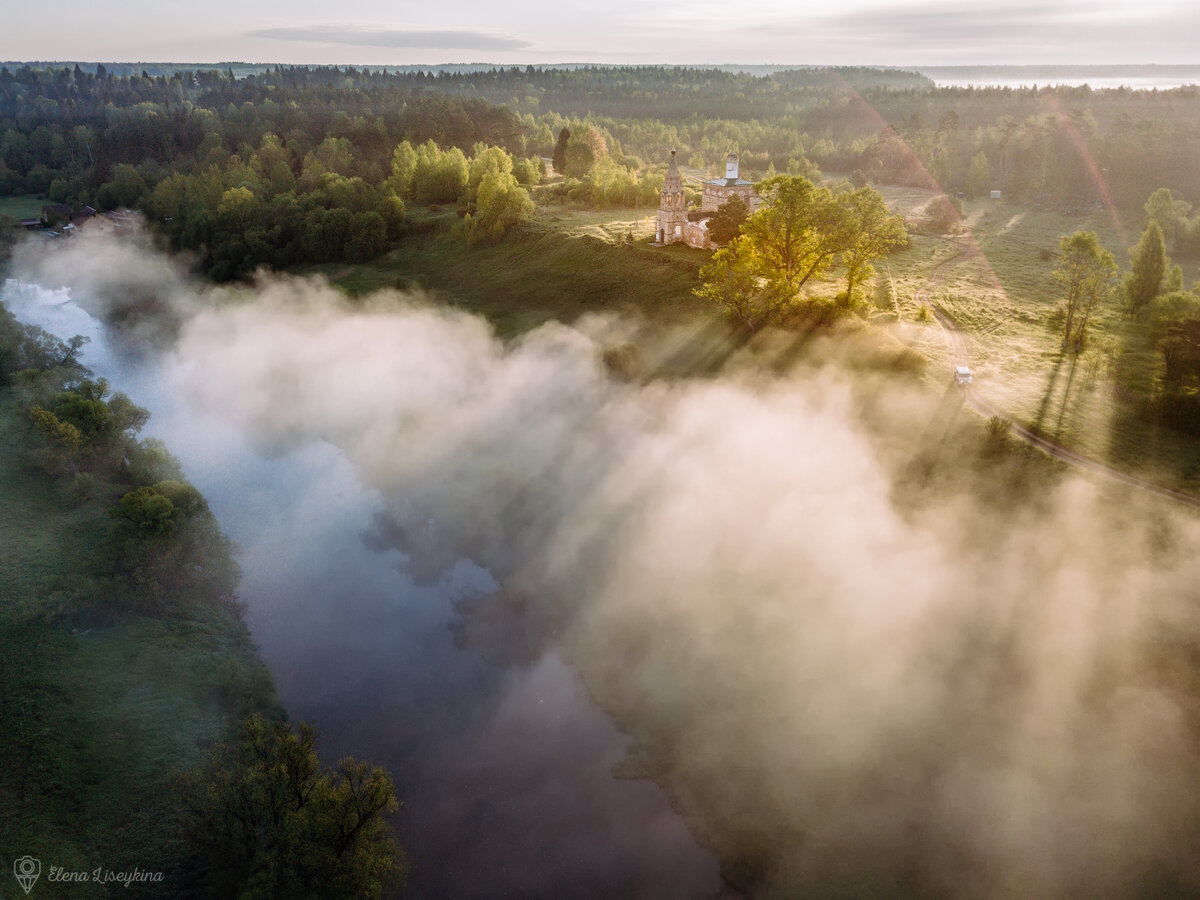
xmin=0 ymin=312 xmax=283 ymax=896
xmin=2 ymin=267 xmax=732 ymax=898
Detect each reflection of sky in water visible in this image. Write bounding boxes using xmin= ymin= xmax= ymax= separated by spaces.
xmin=3 ymin=280 xmax=729 ymax=899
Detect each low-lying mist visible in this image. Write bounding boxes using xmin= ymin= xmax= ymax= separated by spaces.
xmin=15 ymin=234 xmax=1200 ymax=897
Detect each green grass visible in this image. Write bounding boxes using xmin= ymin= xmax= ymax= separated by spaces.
xmin=0 ymin=393 xmax=279 ymax=897
xmin=875 ymin=192 xmax=1200 ymax=493
xmin=307 ymin=208 xmax=715 ymax=340
xmin=0 ymin=193 xmax=48 ymax=221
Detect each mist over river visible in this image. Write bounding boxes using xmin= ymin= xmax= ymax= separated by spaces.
xmin=3 ymin=278 xmax=730 ymax=899
xmin=10 ymin=225 xmax=1200 ymax=899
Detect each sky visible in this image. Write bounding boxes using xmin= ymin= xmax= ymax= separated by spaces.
xmin=3 ymin=0 xmax=1199 ymax=67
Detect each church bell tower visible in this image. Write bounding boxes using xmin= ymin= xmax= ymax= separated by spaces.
xmin=656 ymin=150 xmax=686 ymax=244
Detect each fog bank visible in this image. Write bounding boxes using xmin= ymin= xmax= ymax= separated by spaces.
xmin=14 ymin=235 xmax=1200 ymax=897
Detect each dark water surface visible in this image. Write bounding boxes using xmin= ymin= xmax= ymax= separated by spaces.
xmin=6 ymin=280 xmax=732 ymax=899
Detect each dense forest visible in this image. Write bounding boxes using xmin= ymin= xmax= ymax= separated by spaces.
xmin=5 ymin=63 xmax=1200 ymax=278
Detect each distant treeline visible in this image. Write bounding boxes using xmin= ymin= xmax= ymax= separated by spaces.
xmin=817 ymin=84 xmax=1200 ymax=220
xmin=5 ymin=63 xmax=1200 ymax=282
xmin=0 ymin=63 xmax=525 ymax=186
xmin=0 ymin=65 xmax=539 ymax=277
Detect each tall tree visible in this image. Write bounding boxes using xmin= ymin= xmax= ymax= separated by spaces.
xmin=1123 ymin=220 xmax=1168 ymax=318
xmin=552 ymin=127 xmax=570 ymax=177
xmin=563 ymin=140 xmax=596 ymax=179
xmin=578 ymin=125 xmax=608 ymax=161
xmin=696 ymin=175 xmax=905 ymax=329
xmin=1143 ymin=187 xmax=1191 ymax=250
xmin=696 ymin=243 xmax=794 ymax=331
xmin=838 ymin=186 xmax=907 ymax=302
xmin=385 ymin=141 xmax=418 ymax=197
xmin=1054 ymin=230 xmax=1116 ymax=352
xmin=736 ymin=175 xmax=848 ymax=294
xmin=965 ymin=152 xmax=991 ymax=199
xmin=468 ymin=170 xmax=534 ymax=242
xmin=1160 ymin=319 xmax=1200 ymax=386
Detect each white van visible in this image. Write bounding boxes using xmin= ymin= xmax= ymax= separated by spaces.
xmin=954 ymin=365 xmax=973 ymax=385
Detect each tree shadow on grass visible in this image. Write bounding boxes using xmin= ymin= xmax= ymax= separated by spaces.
xmin=1106 ymin=319 xmax=1165 ymax=471
xmin=1052 ymin=353 xmax=1081 ymax=440
xmin=647 ymin=316 xmax=752 ymax=379
xmin=892 ymin=382 xmax=966 ymax=505
xmin=765 ymin=302 xmax=865 ymax=373
xmin=1030 ymin=352 xmax=1067 ymax=438
xmin=918 ymin=380 xmax=968 ymax=449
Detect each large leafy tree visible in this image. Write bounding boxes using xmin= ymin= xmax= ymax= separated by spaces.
xmin=697 ymin=175 xmax=901 ymax=329
xmin=1161 ymin=319 xmax=1200 ymax=386
xmin=696 ymin=245 xmax=796 ymax=331
xmin=1054 ymin=231 xmax=1116 ymax=352
xmin=737 ymin=175 xmax=849 ymax=294
xmin=467 ymin=170 xmax=535 ymax=243
xmin=1143 ymin=187 xmax=1191 ymax=250
xmin=838 ymin=186 xmax=907 ymax=302
xmin=467 ymin=145 xmax=515 ymax=199
xmin=384 ymin=141 xmax=419 ymax=197
xmin=181 ymin=716 xmax=404 ymax=899
xmin=965 ymin=151 xmax=991 ymax=199
xmin=563 ymin=141 xmax=596 ymax=179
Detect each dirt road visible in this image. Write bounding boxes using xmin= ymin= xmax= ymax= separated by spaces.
xmin=917 ymin=252 xmax=1200 ymax=511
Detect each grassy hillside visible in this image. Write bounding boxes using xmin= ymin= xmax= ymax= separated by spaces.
xmin=0 ymin=387 xmax=281 ymax=897
xmin=302 ymin=207 xmax=711 ymax=337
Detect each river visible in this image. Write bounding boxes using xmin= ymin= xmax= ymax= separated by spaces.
xmin=4 ymin=278 xmax=732 ymax=899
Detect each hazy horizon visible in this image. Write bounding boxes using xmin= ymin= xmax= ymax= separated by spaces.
xmin=6 ymin=60 xmax=1200 ymax=93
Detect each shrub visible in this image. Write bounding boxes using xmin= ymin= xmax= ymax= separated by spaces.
xmin=987 ymin=415 xmax=1012 ymax=440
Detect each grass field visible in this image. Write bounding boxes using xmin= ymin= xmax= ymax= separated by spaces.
xmin=865 ymin=188 xmax=1200 ymax=494
xmin=305 ymin=206 xmax=719 ymax=338
xmin=0 ymin=393 xmax=279 ymax=897
xmin=556 ymin=180 xmax=1200 ymax=495
xmin=0 ymin=193 xmax=47 ymax=221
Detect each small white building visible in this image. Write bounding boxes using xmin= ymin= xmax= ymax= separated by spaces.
xmin=700 ymin=153 xmax=761 ymax=214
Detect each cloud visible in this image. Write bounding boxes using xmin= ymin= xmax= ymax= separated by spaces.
xmin=248 ymin=25 xmax=532 ymax=51
xmin=729 ymin=1 xmax=1200 ymax=64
